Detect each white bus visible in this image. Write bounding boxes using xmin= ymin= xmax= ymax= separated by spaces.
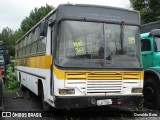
xmin=15 ymin=4 xmax=143 ymax=110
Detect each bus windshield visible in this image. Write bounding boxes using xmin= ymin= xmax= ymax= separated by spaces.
xmin=55 ymin=20 xmax=140 ymax=68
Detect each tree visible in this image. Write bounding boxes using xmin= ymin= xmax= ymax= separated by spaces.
xmin=130 ymin=0 xmax=160 ymax=24
xmin=0 ymin=27 xmax=16 ymax=56
xmin=20 ymin=4 xmax=54 ymax=35
xmin=0 ymin=4 xmax=54 ymax=56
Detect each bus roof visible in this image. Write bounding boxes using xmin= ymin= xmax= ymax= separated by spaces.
xmin=54 ymin=4 xmax=140 ymax=24
xmin=16 ymin=4 xmax=140 ymax=43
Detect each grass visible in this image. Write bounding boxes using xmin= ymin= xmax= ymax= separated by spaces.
xmin=4 ymin=63 xmax=33 ymax=100
xmin=4 ymin=80 xmax=19 ymax=93
xmin=133 ymin=100 xmax=144 ymax=114
xmin=4 ymin=63 xmax=20 ymax=93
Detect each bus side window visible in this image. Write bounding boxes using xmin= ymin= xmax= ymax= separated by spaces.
xmin=37 ymin=38 xmax=46 ymax=53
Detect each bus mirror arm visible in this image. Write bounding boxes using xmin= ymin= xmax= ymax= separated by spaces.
xmin=40 ymin=20 xmax=48 ymax=37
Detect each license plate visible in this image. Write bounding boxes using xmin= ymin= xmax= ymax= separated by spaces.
xmin=97 ymin=99 xmax=112 ymax=106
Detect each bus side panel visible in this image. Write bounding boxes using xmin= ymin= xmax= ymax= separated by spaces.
xmin=26 ymin=74 xmax=39 ymax=95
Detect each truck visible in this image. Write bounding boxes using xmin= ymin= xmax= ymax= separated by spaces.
xmin=141 ymin=29 xmax=160 ymax=109
xmin=0 ymin=41 xmax=10 ymax=111
xmin=0 ymin=41 xmax=7 ymax=78
xmin=0 ymin=70 xmax=3 ymax=111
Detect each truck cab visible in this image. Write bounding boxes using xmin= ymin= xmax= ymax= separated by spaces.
xmin=0 ymin=41 xmax=10 ymax=111
xmin=0 ymin=70 xmax=3 ymax=111
xmin=141 ymin=29 xmax=160 ymax=109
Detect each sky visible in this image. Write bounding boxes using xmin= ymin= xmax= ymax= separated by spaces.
xmin=0 ymin=0 xmax=131 ymax=32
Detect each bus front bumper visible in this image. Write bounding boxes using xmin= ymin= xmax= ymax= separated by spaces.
xmin=54 ymin=95 xmax=143 ymax=109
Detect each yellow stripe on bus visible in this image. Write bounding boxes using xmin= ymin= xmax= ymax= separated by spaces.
xmin=15 ymin=55 xmax=144 ymax=80
xmin=54 ymin=66 xmax=144 ymax=80
xmin=15 ymin=55 xmax=52 ymax=69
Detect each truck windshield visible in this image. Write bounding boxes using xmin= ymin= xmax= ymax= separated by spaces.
xmin=154 ymin=37 xmax=160 ymax=52
xmin=55 ymin=21 xmax=140 ymax=68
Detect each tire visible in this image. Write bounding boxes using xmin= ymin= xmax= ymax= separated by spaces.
xmin=143 ymin=77 xmax=160 ymax=109
xmin=41 ymin=85 xmax=52 ymax=111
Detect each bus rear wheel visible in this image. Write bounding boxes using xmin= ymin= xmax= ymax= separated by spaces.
xmin=143 ymin=77 xmax=160 ymax=109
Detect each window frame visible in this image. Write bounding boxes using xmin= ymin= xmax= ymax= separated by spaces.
xmin=141 ymin=39 xmax=151 ymax=52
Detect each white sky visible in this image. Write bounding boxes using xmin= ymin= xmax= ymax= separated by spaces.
xmin=0 ymin=0 xmax=130 ymax=32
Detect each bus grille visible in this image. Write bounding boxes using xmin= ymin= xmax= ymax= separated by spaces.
xmin=86 ymin=80 xmax=122 ymax=94
xmin=65 ymin=72 xmax=141 ymax=95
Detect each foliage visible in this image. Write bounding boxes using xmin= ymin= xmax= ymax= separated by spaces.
xmin=134 ymin=100 xmax=144 ymax=113
xmin=4 ymin=80 xmax=19 ymax=92
xmin=4 ymin=63 xmax=19 ymax=92
xmin=0 ymin=4 xmax=54 ymax=56
xmin=20 ymin=4 xmax=54 ymax=35
xmin=0 ymin=27 xmax=16 ymax=56
xmin=6 ymin=63 xmax=16 ymax=81
xmin=130 ymin=0 xmax=160 ymax=24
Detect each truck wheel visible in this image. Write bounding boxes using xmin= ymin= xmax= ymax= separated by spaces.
xmin=41 ymin=86 xmax=52 ymax=111
xmin=143 ymin=77 xmax=160 ymax=109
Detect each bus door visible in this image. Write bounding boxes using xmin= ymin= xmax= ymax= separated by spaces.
xmin=50 ymin=25 xmax=55 ymax=96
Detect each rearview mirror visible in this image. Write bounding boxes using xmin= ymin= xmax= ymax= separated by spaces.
xmin=40 ymin=20 xmax=48 ymax=37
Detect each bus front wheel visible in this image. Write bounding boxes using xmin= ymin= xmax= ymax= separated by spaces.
xmin=143 ymin=77 xmax=160 ymax=109
xmin=41 ymin=85 xmax=52 ymax=111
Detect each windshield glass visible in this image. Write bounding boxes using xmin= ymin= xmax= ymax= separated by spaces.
xmin=55 ymin=21 xmax=140 ymax=68
xmin=154 ymin=37 xmax=160 ymax=52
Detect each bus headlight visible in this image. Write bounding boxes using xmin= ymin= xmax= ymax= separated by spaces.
xmin=131 ymin=88 xmax=142 ymax=93
xmin=59 ymin=88 xmax=75 ymax=95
